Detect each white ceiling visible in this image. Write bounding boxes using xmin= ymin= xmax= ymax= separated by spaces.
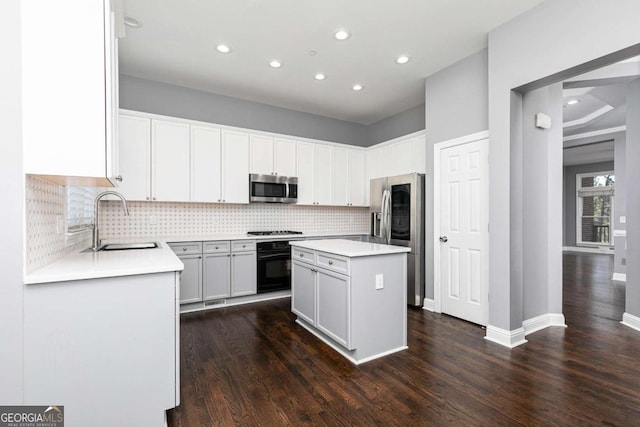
xmin=118 ymin=0 xmax=544 ymax=125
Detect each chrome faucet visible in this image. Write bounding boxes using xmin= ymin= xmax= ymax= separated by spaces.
xmin=92 ymin=191 xmax=129 ymax=251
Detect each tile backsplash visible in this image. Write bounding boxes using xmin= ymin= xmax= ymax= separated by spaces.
xmin=99 ymin=201 xmax=369 ymax=240
xmin=25 ymin=176 xmax=91 ymax=273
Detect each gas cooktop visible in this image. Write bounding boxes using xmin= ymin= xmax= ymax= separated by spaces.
xmin=246 ymin=230 xmax=303 ymax=236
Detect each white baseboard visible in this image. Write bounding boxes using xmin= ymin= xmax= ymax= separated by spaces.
xmin=563 ymin=246 xmax=614 ymax=254
xmin=621 ymin=313 xmax=640 ymax=332
xmin=484 ymin=325 xmax=527 ymax=348
xmin=612 ymin=273 xmax=627 ymax=282
xmin=422 ymin=298 xmax=435 ymax=312
xmin=523 ymin=313 xmax=567 ymax=336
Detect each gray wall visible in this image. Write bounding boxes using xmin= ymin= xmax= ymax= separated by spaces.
xmin=613 ymin=135 xmax=627 ymax=278
xmin=488 ymin=0 xmax=640 ymax=332
xmin=626 ymin=78 xmax=640 ymax=316
xmin=563 ymin=161 xmax=615 ymax=246
xmin=423 ymin=48 xmax=489 ymax=300
xmin=367 ymin=104 xmax=425 ymax=145
xmin=121 ymin=75 xmax=427 ymax=147
xmin=522 ymin=84 xmax=564 ymax=320
xmin=120 ymin=74 xmax=369 ymax=146
xmin=0 ymin=0 xmax=24 ymax=403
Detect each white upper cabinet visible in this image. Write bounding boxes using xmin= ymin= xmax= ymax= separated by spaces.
xmin=274 ymin=138 xmax=297 ymax=177
xmin=332 ymin=148 xmax=349 ymax=206
xmin=348 ymin=149 xmax=367 ymax=207
xmin=117 ymin=115 xmax=151 ymax=201
xmin=296 ymin=142 xmax=316 ymax=205
xmin=390 ymin=138 xmax=415 ymax=177
xmin=250 ymin=135 xmax=297 ymax=177
xmin=314 ymin=145 xmax=333 ymax=205
xmin=23 ymin=0 xmax=121 ymax=186
xmin=222 ymin=130 xmax=250 ymax=204
xmin=249 ymin=134 xmax=274 ymax=176
xmin=368 ymin=133 xmax=427 ymax=182
xmin=152 ymin=120 xmax=190 ymax=202
xmin=414 ymin=134 xmax=427 ymax=174
xmin=191 ymin=126 xmax=222 ymax=203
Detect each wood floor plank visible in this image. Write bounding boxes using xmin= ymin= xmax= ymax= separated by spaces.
xmin=168 ymin=252 xmax=640 ymax=426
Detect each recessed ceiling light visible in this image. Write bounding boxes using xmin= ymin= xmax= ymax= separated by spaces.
xmin=567 ymin=99 xmax=580 ymax=105
xmin=124 ymin=16 xmax=142 ymax=28
xmin=269 ymin=60 xmax=283 ymax=68
xmin=334 ymin=29 xmax=351 ymax=41
xmin=314 ymin=73 xmax=326 ymax=81
xmin=352 ymin=84 xmax=364 ymax=91
xmin=216 ymin=44 xmax=232 ymax=54
xmin=396 ymin=55 xmax=411 ymax=64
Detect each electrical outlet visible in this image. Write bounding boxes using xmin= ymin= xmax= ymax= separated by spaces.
xmin=56 ymin=215 xmax=64 ymax=235
xmin=375 ymin=274 xmax=384 ymax=290
xmin=148 ymin=215 xmax=157 ymax=225
xmin=622 ymin=258 xmax=626 ymax=266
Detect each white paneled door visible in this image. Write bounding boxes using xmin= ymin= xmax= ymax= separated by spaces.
xmin=438 ymin=137 xmax=489 ymax=326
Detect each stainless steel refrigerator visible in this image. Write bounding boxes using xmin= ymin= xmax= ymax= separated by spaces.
xmin=370 ymin=173 xmax=425 ymax=307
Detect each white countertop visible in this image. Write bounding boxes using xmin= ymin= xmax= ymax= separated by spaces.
xmin=24 ymin=242 xmax=184 ymax=285
xmin=290 ymin=239 xmax=410 ymax=257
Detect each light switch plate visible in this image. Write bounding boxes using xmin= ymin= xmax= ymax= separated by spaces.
xmin=620 ymin=216 xmax=626 ymax=224
xmin=375 ymin=274 xmax=384 ymax=290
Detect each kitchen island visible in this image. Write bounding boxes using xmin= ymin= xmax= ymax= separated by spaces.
xmin=290 ymin=239 xmax=410 ymax=364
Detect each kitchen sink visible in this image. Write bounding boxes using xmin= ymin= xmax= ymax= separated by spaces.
xmin=82 ymin=242 xmax=160 ymax=252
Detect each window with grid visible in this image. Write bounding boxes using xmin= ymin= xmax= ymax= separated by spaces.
xmin=576 ymin=172 xmax=614 ymax=245
xmin=66 ymin=186 xmax=99 ymax=233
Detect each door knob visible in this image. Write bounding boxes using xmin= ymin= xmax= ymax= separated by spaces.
xmin=439 ymin=236 xmax=448 ymax=243
xmin=115 ymin=175 xmax=123 ymax=182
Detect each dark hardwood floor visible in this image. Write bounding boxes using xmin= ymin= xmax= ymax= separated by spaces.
xmin=168 ymin=252 xmax=640 ymax=426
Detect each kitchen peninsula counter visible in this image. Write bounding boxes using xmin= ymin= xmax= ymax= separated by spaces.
xmin=290 ymin=239 xmax=409 ymax=364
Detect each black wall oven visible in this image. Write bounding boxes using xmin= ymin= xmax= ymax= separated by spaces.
xmin=256 ymin=240 xmax=298 ymax=293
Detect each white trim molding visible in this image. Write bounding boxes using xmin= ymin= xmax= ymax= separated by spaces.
xmin=563 ymin=125 xmax=626 ymax=142
xmin=563 ymin=105 xmax=614 ymax=128
xmin=523 ymin=313 xmax=567 ymax=336
xmin=484 ymin=325 xmax=527 ymax=348
xmin=422 ymin=298 xmax=435 ymax=312
xmin=612 ymin=273 xmax=627 ymax=282
xmin=621 ymin=313 xmax=640 ymax=332
xmin=563 ymin=246 xmax=614 ymax=254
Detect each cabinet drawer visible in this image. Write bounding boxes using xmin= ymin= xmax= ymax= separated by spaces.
xmin=317 ymin=252 xmax=349 ymax=275
xmin=292 ymin=247 xmax=315 ymax=265
xmin=168 ymin=242 xmax=202 ymax=255
xmin=203 ymin=241 xmax=230 ymax=254
xmin=231 ymin=240 xmax=256 ymax=252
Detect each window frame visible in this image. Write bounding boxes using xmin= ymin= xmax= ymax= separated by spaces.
xmin=576 ymin=170 xmax=614 ymax=247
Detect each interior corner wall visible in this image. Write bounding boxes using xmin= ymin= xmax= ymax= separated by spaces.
xmin=626 ymin=78 xmax=640 ymax=316
xmin=521 ymin=83 xmax=563 ymax=320
xmin=119 ymin=75 xmax=369 ymax=146
xmin=563 ymin=160 xmax=615 ymax=246
xmin=424 ymin=48 xmax=488 ymax=300
xmin=488 ymin=0 xmax=640 ymax=332
xmin=366 ymin=104 xmax=425 ymax=146
xmin=0 ymin=0 xmax=24 ymax=404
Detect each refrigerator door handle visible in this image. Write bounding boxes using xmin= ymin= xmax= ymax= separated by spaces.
xmin=382 ymin=189 xmax=391 ymax=244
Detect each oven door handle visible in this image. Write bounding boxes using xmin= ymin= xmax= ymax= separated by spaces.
xmin=257 ymin=253 xmax=290 ymax=260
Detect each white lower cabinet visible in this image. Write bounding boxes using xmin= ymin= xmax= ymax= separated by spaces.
xmin=291 ymin=249 xmax=353 ymax=350
xmin=170 ymin=240 xmax=256 ymax=304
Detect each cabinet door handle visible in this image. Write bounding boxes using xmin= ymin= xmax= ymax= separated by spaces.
xmin=242 ymin=244 xmax=246 ymax=248
xmin=299 ymin=253 xmax=304 ymax=257
xmin=182 ymin=248 xmax=187 ymax=251
xmin=215 ymin=246 xmax=219 ymax=249
xmin=146 ymin=197 xmax=150 ymax=201
xmin=328 ymin=260 xmax=333 ymax=265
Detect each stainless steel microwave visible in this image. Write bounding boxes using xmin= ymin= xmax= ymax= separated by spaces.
xmin=249 ymin=174 xmax=298 ymax=203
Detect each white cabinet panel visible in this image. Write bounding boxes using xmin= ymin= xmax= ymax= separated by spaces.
xmin=231 ymin=252 xmax=256 ymax=297
xmin=23 ymin=0 xmax=119 ymax=185
xmin=250 ymin=134 xmax=274 ymax=175
xmin=178 ymin=255 xmax=203 ymax=304
xmin=152 ymin=120 xmax=190 ymax=202
xmin=291 ymin=261 xmax=316 ymax=325
xmin=296 ymin=142 xmax=316 ymax=205
xmin=314 ymin=145 xmax=333 ymax=205
xmin=415 ymin=134 xmax=427 ymax=174
xmin=203 ymin=253 xmax=231 ymax=300
xmin=191 ymin=126 xmax=222 ymax=203
xmin=274 ymin=138 xmax=297 ymax=176
xmin=222 ymin=130 xmax=250 ymax=203
xmin=348 ymin=149 xmax=367 ymax=206
xmin=332 ymin=147 xmax=349 ymax=206
xmin=391 ymin=138 xmax=415 ymax=176
xmin=117 ymin=115 xmax=150 ymax=201
xmin=316 ymin=269 xmax=351 ymax=349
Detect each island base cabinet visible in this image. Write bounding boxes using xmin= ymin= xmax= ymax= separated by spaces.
xmin=316 ymin=269 xmax=351 ymax=349
xmin=24 ymin=272 xmax=179 ymax=427
xmin=291 ymin=260 xmax=317 ymax=325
